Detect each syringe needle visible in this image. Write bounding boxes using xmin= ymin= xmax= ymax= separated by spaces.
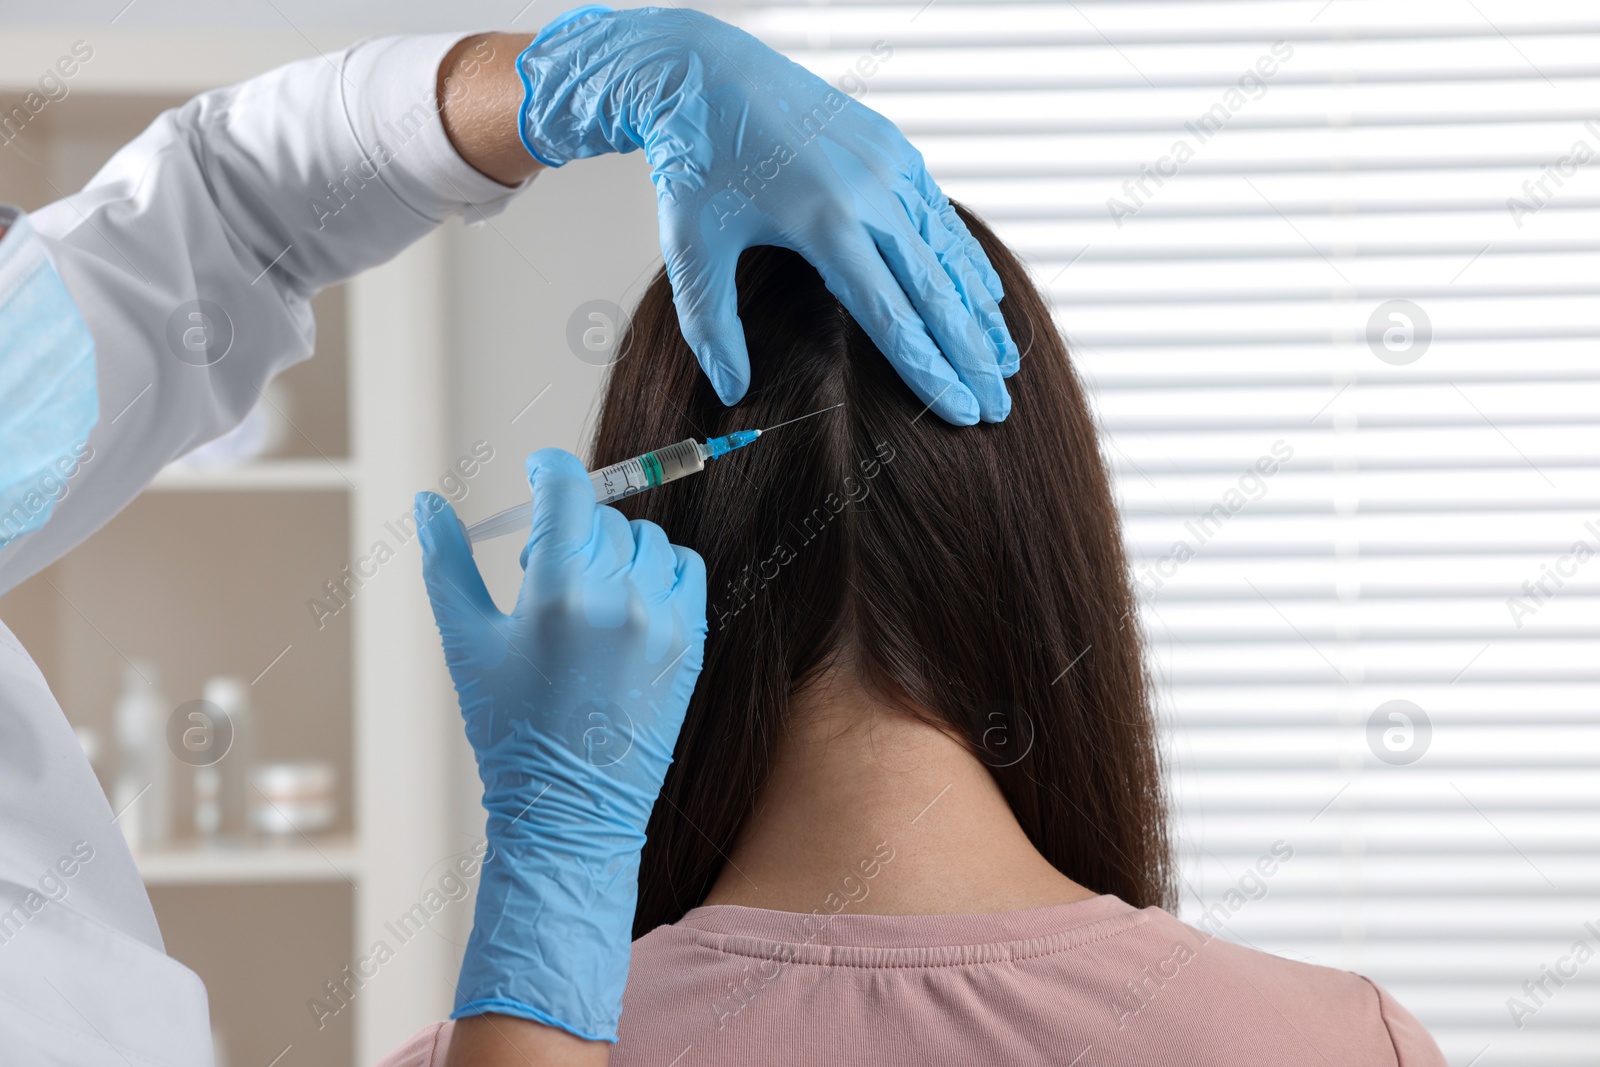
xmin=758 ymin=403 xmax=844 ymax=435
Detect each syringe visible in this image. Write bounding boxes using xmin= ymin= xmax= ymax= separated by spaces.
xmin=462 ymin=403 xmax=842 ymax=546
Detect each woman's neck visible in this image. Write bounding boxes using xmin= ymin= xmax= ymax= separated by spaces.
xmin=701 ymin=673 xmax=1097 ymax=916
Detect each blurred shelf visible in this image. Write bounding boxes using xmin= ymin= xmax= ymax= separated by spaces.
xmin=136 ymin=838 xmax=360 ymax=886
xmin=150 ymin=459 xmax=357 ymax=492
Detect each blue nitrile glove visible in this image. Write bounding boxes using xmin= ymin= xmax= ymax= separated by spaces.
xmin=414 ymin=448 xmax=707 ymax=1041
xmin=516 ymin=5 xmax=1019 ymax=425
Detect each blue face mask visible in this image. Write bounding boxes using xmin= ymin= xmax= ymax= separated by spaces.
xmin=0 ymin=207 xmax=98 ymax=552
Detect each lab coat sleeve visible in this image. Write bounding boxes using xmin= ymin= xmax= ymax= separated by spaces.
xmin=0 ymin=897 xmax=213 ymax=1067
xmin=0 ymin=34 xmax=529 ymax=595
xmin=0 ymin=621 xmax=212 ymax=1066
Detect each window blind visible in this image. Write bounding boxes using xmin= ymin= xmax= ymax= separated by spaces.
xmin=720 ymin=1 xmax=1600 ymax=1062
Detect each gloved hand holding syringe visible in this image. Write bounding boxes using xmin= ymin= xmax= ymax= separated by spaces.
xmin=460 ymin=403 xmax=842 ymax=546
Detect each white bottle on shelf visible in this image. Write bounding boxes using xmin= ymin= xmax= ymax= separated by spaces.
xmin=113 ymin=660 xmax=170 ymax=855
xmin=194 ymin=764 xmax=221 ymax=840
xmin=204 ymin=676 xmax=255 ymax=842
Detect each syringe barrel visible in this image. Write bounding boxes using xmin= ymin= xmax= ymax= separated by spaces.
xmin=590 ymin=438 xmax=707 ymax=503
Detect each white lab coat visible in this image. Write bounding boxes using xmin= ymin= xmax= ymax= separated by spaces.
xmin=0 ymin=34 xmax=526 ymax=1064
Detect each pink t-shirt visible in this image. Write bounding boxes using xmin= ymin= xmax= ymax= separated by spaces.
xmin=379 ymin=895 xmax=1445 ymax=1066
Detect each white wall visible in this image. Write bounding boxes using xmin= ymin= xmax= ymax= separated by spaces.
xmin=442 ymin=151 xmax=662 ymax=609
xmin=0 ymin=0 xmax=594 ymax=33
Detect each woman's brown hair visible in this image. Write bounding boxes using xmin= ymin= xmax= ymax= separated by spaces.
xmin=594 ymin=204 xmax=1173 ymax=937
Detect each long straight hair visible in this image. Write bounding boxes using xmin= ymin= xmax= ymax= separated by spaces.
xmin=593 ymin=204 xmax=1172 ymax=937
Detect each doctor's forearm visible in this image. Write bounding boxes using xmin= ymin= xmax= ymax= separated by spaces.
xmin=439 ymin=33 xmax=543 ymax=187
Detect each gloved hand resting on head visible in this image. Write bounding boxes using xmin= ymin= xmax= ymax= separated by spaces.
xmin=414 ymin=448 xmax=707 ymax=1042
xmin=515 ymin=4 xmax=1019 ymax=425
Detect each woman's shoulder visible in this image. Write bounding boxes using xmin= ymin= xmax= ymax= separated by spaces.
xmin=1108 ymin=906 xmax=1446 ymax=1066
xmin=618 ymin=899 xmax=1446 ymax=1067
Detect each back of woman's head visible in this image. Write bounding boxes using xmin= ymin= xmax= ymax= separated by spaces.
xmin=595 ymin=204 xmax=1172 ymax=935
